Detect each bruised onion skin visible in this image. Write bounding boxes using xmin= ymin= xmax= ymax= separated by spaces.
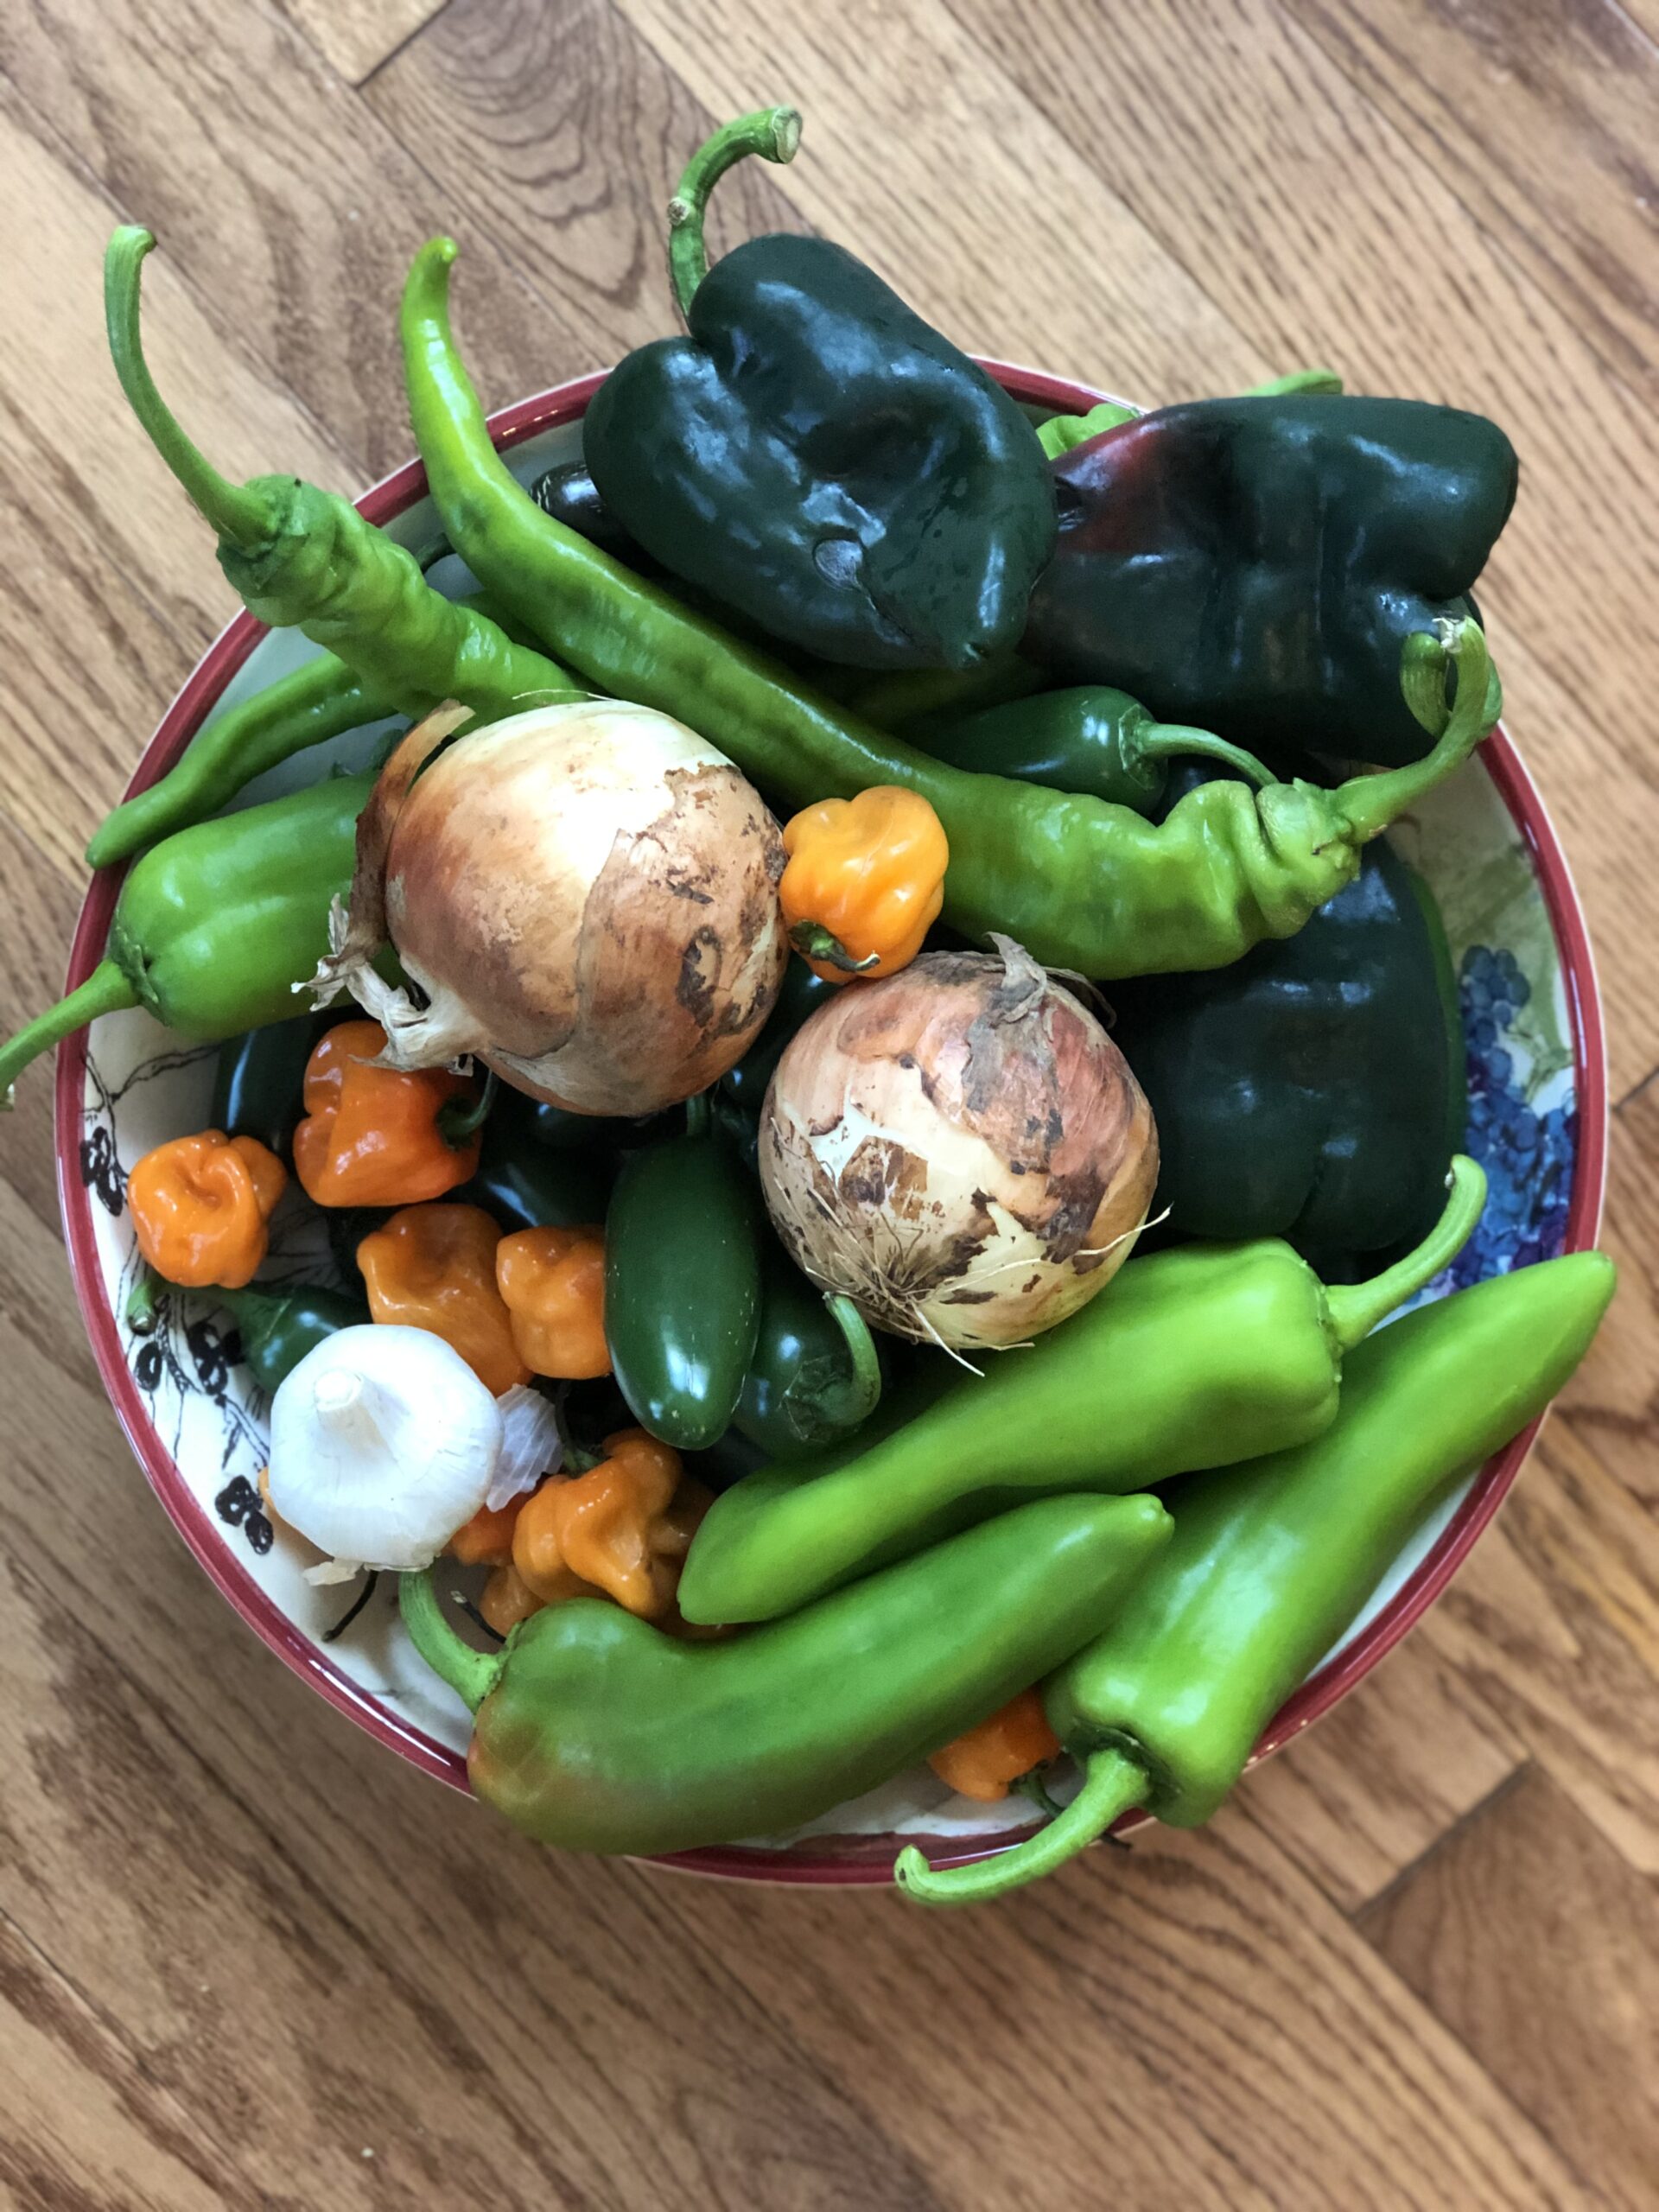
xmin=760 ymin=939 xmax=1159 ymax=1350
xmin=356 ymin=702 xmax=787 ymax=1116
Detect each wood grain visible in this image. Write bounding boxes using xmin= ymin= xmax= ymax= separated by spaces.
xmin=1363 ymin=1764 xmax=1659 ymax=2211
xmin=1 ymin=2 xmax=1656 ymax=2203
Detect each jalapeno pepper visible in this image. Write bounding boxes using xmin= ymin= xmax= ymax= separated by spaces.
xmin=677 ymin=1159 xmax=1485 ymax=1625
xmin=211 ymin=1012 xmax=334 ymax=1160
xmin=733 ymin=1236 xmax=883 ymax=1459
xmin=399 ymin=240 xmax=1499 ymax=982
xmin=898 ymin=1249 xmax=1616 ymax=1903
xmin=0 ymin=772 xmax=372 ymax=1108
xmin=454 ymin=1085 xmax=615 ymax=1231
xmin=604 ymin=1096 xmax=763 ymax=1449
xmin=127 ymin=1274 xmax=370 ymax=1394
xmin=718 ymin=961 xmax=839 ymax=1113
xmin=399 ymin=1488 xmax=1172 ymax=1856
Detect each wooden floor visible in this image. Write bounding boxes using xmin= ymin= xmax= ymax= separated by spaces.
xmin=1 ymin=2 xmax=1656 ymax=2205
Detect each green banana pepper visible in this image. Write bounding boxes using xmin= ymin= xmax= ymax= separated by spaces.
xmin=677 ymin=1160 xmax=1484 ymax=1625
xmin=128 ymin=1273 xmax=368 ymax=1394
xmin=605 ymin=1096 xmax=763 ymax=1448
xmin=0 ymin=771 xmax=371 ymax=1108
xmin=399 ymin=1490 xmax=1173 ymax=1856
xmin=1113 ymin=831 xmax=1466 ymax=1271
xmin=733 ymin=1236 xmax=883 ymax=1459
xmin=898 ymin=1248 xmax=1616 ymax=1903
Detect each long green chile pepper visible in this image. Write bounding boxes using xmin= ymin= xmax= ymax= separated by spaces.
xmin=105 ymin=228 xmax=583 ymax=722
xmin=399 ymin=1491 xmax=1173 ymax=1857
xmin=896 ymin=1249 xmax=1617 ymax=1904
xmin=677 ymin=1160 xmax=1485 ymax=1625
xmin=0 ymin=772 xmax=371 ymax=1107
xmin=399 ymin=239 xmax=1497 ymax=981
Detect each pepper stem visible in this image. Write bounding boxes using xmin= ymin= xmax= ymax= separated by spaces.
xmin=1334 ymin=617 xmax=1498 ymax=843
xmin=397 ymin=1569 xmax=505 ymax=1713
xmin=895 ymin=1745 xmax=1148 ymax=1905
xmin=0 ymin=960 xmax=140 ymax=1109
xmin=437 ymin=1068 xmax=498 ymax=1147
xmin=1243 ymin=367 xmax=1344 ymax=397
xmin=125 ymin=1274 xmax=164 ymax=1335
xmin=789 ymin=921 xmax=880 ymax=975
xmin=1135 ymin=726 xmax=1276 ymax=789
xmin=1323 ymin=1154 xmax=1488 ymax=1351
xmin=105 ymin=227 xmax=280 ymax=550
xmin=819 ymin=1294 xmax=884 ymax=1431
xmin=1036 ymin=400 xmax=1139 ymax=460
xmin=667 ymin=106 xmax=803 ymax=321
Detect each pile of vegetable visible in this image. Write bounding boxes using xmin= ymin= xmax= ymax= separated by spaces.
xmin=6 ymin=106 xmax=1614 ymax=1904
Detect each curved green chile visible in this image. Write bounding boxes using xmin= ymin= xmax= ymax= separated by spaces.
xmin=399 ymin=238 xmax=1499 ymax=982
xmin=455 ymin=1086 xmax=615 ymax=1232
xmin=1113 ymin=835 xmax=1466 ymax=1268
xmin=918 ymin=686 xmax=1274 ymax=813
xmin=604 ymin=1098 xmax=763 ymax=1448
xmin=678 ymin=1160 xmax=1485 ymax=1625
xmin=734 ymin=1239 xmax=882 ymax=1459
xmin=719 ymin=960 xmax=838 ymax=1112
xmin=0 ymin=772 xmax=371 ymax=1108
xmin=105 ymin=228 xmax=582 ymax=721
xmin=584 ymin=111 xmax=1057 ymax=671
xmin=399 ymin=1490 xmax=1173 ymax=1855
xmin=897 ymin=1249 xmax=1617 ymax=1903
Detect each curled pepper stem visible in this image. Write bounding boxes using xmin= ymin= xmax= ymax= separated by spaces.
xmin=819 ymin=1294 xmax=884 ymax=1431
xmin=105 ymin=228 xmax=281 ymax=550
xmin=896 ymin=1745 xmax=1148 ymax=1905
xmin=1336 ymin=616 xmax=1498 ymax=845
xmin=1323 ymin=1154 xmax=1488 ymax=1351
xmin=788 ymin=921 xmax=881 ymax=974
xmin=667 ymin=105 xmax=803 ymax=321
xmin=1135 ymin=726 xmax=1275 ymax=789
xmin=437 ymin=1069 xmax=499 ymax=1147
xmin=0 ymin=959 xmax=139 ymax=1109
xmin=397 ymin=1569 xmax=505 ymax=1712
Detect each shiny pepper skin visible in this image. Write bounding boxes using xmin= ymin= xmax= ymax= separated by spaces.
xmin=779 ymin=786 xmax=948 ymax=983
xmin=496 ymin=1224 xmax=609 ymax=1379
xmin=927 ymin=1688 xmax=1061 ymax=1802
xmin=448 ymin=1497 xmax=525 ymax=1568
xmin=293 ymin=1019 xmax=480 ymax=1208
xmin=480 ymin=1562 xmax=547 ymax=1637
xmin=357 ymin=1202 xmax=529 ymax=1395
xmin=127 ymin=1129 xmax=286 ymax=1289
xmin=512 ymin=1431 xmax=713 ymax=1619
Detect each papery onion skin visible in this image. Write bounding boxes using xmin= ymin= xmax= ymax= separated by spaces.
xmin=759 ymin=939 xmax=1159 ymax=1351
xmin=351 ymin=702 xmax=788 ymax=1116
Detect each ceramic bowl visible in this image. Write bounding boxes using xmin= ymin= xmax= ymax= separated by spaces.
xmin=55 ymin=365 xmax=1607 ymax=1884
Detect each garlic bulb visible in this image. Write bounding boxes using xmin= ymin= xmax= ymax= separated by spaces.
xmin=268 ymin=1325 xmax=504 ymax=1573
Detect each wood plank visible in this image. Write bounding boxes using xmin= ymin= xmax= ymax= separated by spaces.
xmin=367 ymin=0 xmax=812 ymax=371
xmin=277 ymin=0 xmax=448 ymax=86
xmin=1284 ymin=0 xmax=1659 ymax=390
xmin=1230 ymin=1631 xmax=1527 ymax=1915
xmin=0 ymin=1907 xmax=257 ymax=2211
xmin=1362 ymin=1762 xmax=1659 ymax=2212
xmin=887 ymin=0 xmax=1659 ymax=1094
xmin=1555 ymin=1083 xmax=1659 ymax=1510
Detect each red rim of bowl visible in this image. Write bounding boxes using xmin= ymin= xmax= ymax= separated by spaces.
xmin=55 ymin=362 xmax=1609 ymax=1885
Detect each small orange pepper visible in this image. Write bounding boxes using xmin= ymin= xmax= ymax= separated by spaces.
xmin=447 ymin=1497 xmax=525 ymax=1568
xmin=292 ymin=1018 xmax=481 ymax=1208
xmin=127 ymin=1129 xmax=287 ymax=1289
xmin=495 ymin=1224 xmax=610 ymax=1379
xmin=512 ymin=1430 xmax=714 ymax=1619
xmin=480 ymin=1563 xmax=547 ymax=1638
xmin=357 ymin=1202 xmax=531 ymax=1395
xmin=779 ymin=785 xmax=949 ymax=983
xmin=927 ymin=1688 xmax=1062 ymax=1802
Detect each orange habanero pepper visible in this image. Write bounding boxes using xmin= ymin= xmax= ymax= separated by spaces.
xmin=447 ymin=1496 xmax=525 ymax=1568
xmin=512 ymin=1430 xmax=714 ymax=1620
xmin=127 ymin=1129 xmax=286 ymax=1289
xmin=293 ymin=1018 xmax=481 ymax=1207
xmin=779 ymin=785 xmax=949 ymax=983
xmin=480 ymin=1563 xmax=548 ymax=1638
xmin=927 ymin=1688 xmax=1062 ymax=1802
xmin=357 ymin=1202 xmax=530 ymax=1395
xmin=496 ymin=1224 xmax=609 ymax=1379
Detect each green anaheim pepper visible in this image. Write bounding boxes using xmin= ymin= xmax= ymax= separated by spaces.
xmin=399 ymin=1490 xmax=1173 ymax=1856
xmin=898 ymin=1249 xmax=1617 ymax=1903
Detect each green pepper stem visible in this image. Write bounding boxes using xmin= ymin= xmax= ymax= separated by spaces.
xmin=1036 ymin=400 xmax=1139 ymax=460
xmin=0 ymin=960 xmax=140 ymax=1109
xmin=685 ymin=1090 xmax=714 ymax=1141
xmin=666 ymin=106 xmax=803 ymax=321
xmin=1334 ymin=617 xmax=1497 ymax=844
xmin=438 ymin=1068 xmax=499 ymax=1146
xmin=1323 ymin=1154 xmax=1488 ymax=1351
xmin=125 ymin=1274 xmax=164 ymax=1335
xmin=788 ymin=921 xmax=880 ymax=974
xmin=895 ymin=1745 xmax=1149 ymax=1905
xmin=1243 ymin=367 xmax=1344 ymax=397
xmin=105 ymin=227 xmax=280 ymax=550
xmin=1136 ymin=726 xmax=1276 ymax=789
xmin=819 ymin=1294 xmax=884 ymax=1431
xmin=397 ymin=1569 xmax=505 ymax=1713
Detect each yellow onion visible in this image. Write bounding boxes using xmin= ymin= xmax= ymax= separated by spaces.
xmin=312 ymin=699 xmax=787 ymax=1116
xmin=759 ymin=937 xmax=1158 ymax=1351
